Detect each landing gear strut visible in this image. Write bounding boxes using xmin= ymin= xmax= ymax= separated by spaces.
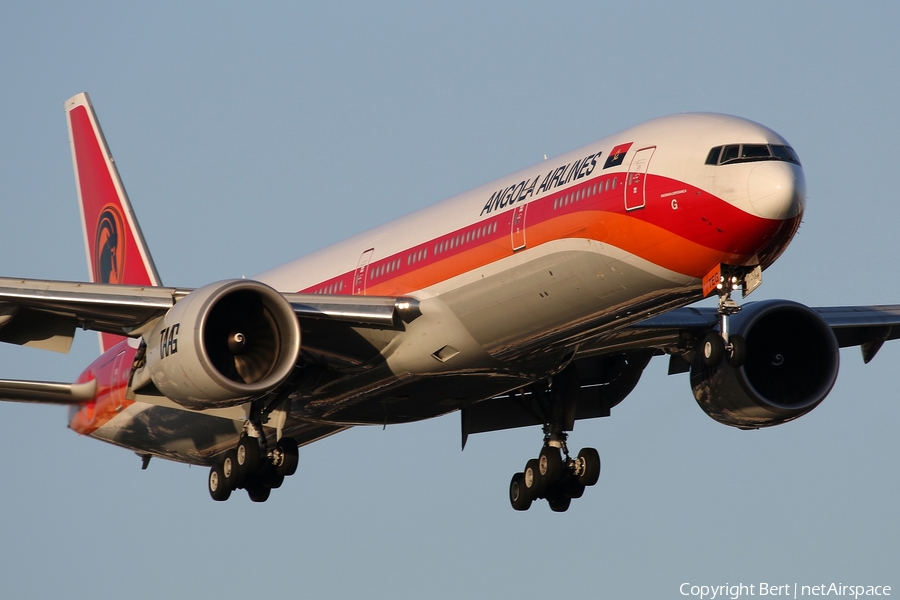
xmin=508 ymin=369 xmax=602 ymax=512
xmin=700 ymin=264 xmax=760 ymax=368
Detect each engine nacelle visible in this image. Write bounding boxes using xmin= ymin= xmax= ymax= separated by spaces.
xmin=690 ymin=300 xmax=839 ymax=429
xmin=144 ymin=279 xmax=301 ymax=410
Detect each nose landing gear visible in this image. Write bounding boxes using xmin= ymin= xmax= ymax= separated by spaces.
xmin=700 ymin=264 xmax=761 ymax=368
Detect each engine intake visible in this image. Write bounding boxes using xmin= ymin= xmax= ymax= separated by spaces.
xmin=690 ymin=300 xmax=839 ymax=429
xmin=145 ymin=279 xmax=301 ymax=410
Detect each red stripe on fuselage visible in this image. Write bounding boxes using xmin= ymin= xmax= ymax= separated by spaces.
xmin=301 ymin=172 xmax=795 ymax=297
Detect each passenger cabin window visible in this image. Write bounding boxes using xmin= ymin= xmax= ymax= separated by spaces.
xmin=705 ymin=144 xmax=800 ymax=166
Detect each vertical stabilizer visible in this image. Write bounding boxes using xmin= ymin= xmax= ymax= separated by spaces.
xmin=65 ymin=93 xmax=162 ymax=352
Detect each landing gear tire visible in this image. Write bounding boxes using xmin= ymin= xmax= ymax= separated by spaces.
xmin=236 ymin=436 xmax=260 ymax=478
xmin=565 ymin=479 xmax=586 ymax=499
xmin=221 ymin=450 xmax=238 ymax=489
xmin=275 ymin=437 xmax=299 ymax=477
xmin=208 ymin=463 xmax=231 ymax=502
xmin=702 ymin=332 xmax=725 ymax=366
xmin=576 ymin=447 xmax=601 ymax=487
xmin=260 ymin=467 xmax=285 ymax=490
xmin=547 ymin=493 xmax=571 ymax=513
xmin=727 ymin=334 xmax=746 ymax=368
xmin=538 ymin=446 xmax=563 ymax=487
xmin=509 ymin=473 xmax=532 ymax=511
xmin=523 ymin=458 xmax=543 ymax=498
xmin=246 ymin=485 xmax=271 ymax=503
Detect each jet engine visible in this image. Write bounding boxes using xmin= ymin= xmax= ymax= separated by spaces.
xmin=143 ymin=279 xmax=301 ymax=410
xmin=690 ymin=300 xmax=839 ymax=429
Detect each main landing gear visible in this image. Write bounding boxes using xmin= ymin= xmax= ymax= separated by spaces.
xmin=508 ymin=369 xmax=601 ymax=512
xmin=208 ymin=430 xmax=299 ymax=503
xmin=509 ymin=435 xmax=601 ymax=512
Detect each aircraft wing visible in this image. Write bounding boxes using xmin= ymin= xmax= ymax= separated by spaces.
xmin=0 ymin=276 xmax=418 ymax=354
xmin=631 ymin=303 xmax=900 ymax=363
xmin=0 ymin=277 xmax=182 ymax=352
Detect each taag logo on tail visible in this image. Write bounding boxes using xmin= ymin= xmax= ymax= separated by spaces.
xmin=95 ymin=204 xmax=125 ymax=284
xmin=66 ymin=92 xmax=163 ymax=353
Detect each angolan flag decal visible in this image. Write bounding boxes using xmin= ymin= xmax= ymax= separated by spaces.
xmin=603 ymin=142 xmax=633 ymax=169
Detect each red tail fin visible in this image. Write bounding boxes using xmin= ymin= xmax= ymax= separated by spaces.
xmin=65 ymin=93 xmax=162 ymax=352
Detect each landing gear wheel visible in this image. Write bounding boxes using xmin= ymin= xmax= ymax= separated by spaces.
xmin=247 ymin=485 xmax=271 ymax=503
xmin=221 ymin=450 xmax=238 ymax=489
xmin=275 ymin=437 xmax=299 ymax=477
xmin=523 ymin=458 xmax=543 ymax=498
xmin=702 ymin=332 xmax=725 ymax=366
xmin=509 ymin=473 xmax=532 ymax=511
xmin=236 ymin=436 xmax=260 ymax=478
xmin=538 ymin=446 xmax=563 ymax=487
xmin=208 ymin=464 xmax=231 ymax=501
xmin=547 ymin=493 xmax=571 ymax=513
xmin=260 ymin=467 xmax=285 ymax=490
xmin=576 ymin=447 xmax=601 ymax=487
xmin=727 ymin=334 xmax=746 ymax=368
xmin=565 ymin=478 xmax=585 ymax=499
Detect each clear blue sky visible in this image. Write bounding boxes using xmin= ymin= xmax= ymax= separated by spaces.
xmin=1 ymin=2 xmax=898 ymax=598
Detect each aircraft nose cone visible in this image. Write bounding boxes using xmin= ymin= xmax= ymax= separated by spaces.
xmin=747 ymin=162 xmax=805 ymax=220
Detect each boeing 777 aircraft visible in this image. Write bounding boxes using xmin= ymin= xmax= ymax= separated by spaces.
xmin=1 ymin=93 xmax=898 ymax=511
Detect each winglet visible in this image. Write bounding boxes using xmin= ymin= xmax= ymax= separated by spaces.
xmin=65 ymin=93 xmax=163 ymax=352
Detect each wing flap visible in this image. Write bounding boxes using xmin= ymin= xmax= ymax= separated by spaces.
xmin=0 ymin=306 xmax=76 ymax=352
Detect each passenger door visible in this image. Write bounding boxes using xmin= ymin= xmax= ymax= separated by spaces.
xmin=510 ymin=204 xmax=527 ymax=251
xmin=624 ymin=147 xmax=656 ymax=211
xmin=352 ymin=248 xmax=375 ymax=295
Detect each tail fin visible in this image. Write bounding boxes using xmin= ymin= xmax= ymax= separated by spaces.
xmin=65 ymin=92 xmax=162 ymax=352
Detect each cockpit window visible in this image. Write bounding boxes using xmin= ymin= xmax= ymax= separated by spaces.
xmin=720 ymin=145 xmax=740 ymax=163
xmin=705 ymin=144 xmax=800 ymax=166
xmin=770 ymin=145 xmax=792 ymax=161
xmin=770 ymin=145 xmax=800 ymax=164
xmin=741 ymin=144 xmax=770 ymax=158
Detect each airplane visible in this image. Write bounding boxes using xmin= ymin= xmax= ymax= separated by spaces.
xmin=2 ymin=93 xmax=898 ymax=511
